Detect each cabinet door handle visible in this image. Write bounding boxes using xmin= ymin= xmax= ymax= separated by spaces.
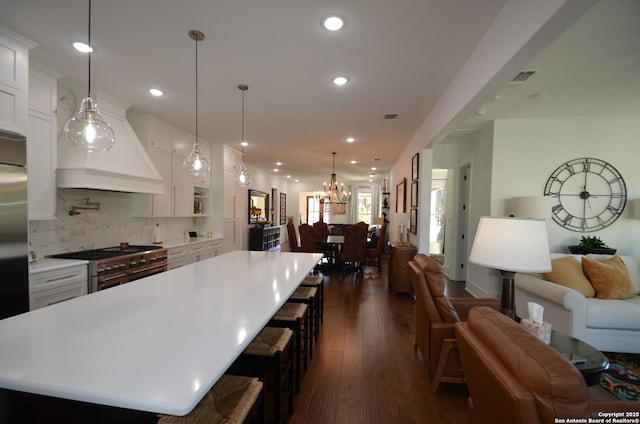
xmin=47 ymin=296 xmax=76 ymax=306
xmin=172 ymin=186 xmax=176 ymax=215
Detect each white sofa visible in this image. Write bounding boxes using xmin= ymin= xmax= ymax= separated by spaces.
xmin=514 ymin=253 xmax=640 ymax=354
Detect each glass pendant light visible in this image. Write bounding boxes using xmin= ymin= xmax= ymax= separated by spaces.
xmin=235 ymin=84 xmax=253 ymax=187
xmin=184 ymin=30 xmax=211 ymax=176
xmin=64 ymin=0 xmax=115 ymax=152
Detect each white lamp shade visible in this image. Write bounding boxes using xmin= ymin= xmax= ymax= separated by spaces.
xmin=511 ymin=196 xmax=551 ymax=219
xmin=469 ymin=216 xmax=551 ymax=273
xmin=633 ymin=199 xmax=640 ymax=220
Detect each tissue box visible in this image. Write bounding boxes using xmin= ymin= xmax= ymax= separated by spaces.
xmin=521 ymin=319 xmax=552 ymax=344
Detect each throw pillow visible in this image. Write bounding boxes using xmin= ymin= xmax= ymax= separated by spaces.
xmin=544 ymin=256 xmax=595 ymax=297
xmin=582 ymin=256 xmax=635 ymax=299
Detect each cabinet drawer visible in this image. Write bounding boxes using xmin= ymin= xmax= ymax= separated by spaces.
xmin=30 ymin=265 xmax=88 ymax=293
xmin=30 ymin=281 xmax=86 ymax=311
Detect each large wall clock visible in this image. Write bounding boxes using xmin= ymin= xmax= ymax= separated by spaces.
xmin=544 ymin=157 xmax=626 ymax=232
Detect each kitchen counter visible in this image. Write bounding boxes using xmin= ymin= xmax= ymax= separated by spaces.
xmin=0 ymin=251 xmax=322 ymax=416
xmin=162 ymin=236 xmax=223 ymax=249
xmin=29 ymin=258 xmax=89 ymax=274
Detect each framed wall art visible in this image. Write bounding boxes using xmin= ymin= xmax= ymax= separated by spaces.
xmin=410 ymin=208 xmax=418 ymax=234
xmin=396 ymin=178 xmax=406 ymax=213
xmin=411 ymin=153 xmax=419 ymax=181
xmin=410 ymin=180 xmax=418 ymax=208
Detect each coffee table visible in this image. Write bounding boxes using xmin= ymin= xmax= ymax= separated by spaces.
xmin=549 ymin=330 xmax=610 ymax=386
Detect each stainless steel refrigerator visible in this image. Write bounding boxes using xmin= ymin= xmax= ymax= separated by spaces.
xmin=0 ymin=130 xmax=28 ymax=319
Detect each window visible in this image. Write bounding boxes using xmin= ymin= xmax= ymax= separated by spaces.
xmin=357 ymin=191 xmax=372 ymax=224
xmin=306 ymin=196 xmax=322 ymax=224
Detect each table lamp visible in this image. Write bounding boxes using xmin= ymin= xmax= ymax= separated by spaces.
xmin=468 ymin=216 xmax=551 ymax=319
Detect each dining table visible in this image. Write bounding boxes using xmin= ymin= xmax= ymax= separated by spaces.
xmin=0 ymin=250 xmax=322 ymax=418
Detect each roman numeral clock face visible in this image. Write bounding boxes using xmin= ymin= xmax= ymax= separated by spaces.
xmin=544 ymin=158 xmax=626 ymax=232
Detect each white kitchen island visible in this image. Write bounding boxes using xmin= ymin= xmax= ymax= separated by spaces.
xmin=0 ymin=250 xmax=322 ymax=417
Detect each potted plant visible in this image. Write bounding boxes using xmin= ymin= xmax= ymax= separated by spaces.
xmin=568 ymin=236 xmax=617 ymax=255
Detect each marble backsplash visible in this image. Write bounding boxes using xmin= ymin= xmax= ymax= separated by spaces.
xmin=29 ymin=189 xmax=207 ymax=257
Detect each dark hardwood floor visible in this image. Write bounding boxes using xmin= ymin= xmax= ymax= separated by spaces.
xmin=287 ymin=258 xmax=469 ymax=424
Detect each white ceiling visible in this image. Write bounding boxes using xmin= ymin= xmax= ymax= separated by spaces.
xmin=0 ymin=0 xmax=507 ymax=183
xmin=441 ymin=0 xmax=640 ymax=144
xmin=2 ymin=1 xmax=638 ymax=184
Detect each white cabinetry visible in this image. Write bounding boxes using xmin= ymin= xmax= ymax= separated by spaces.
xmin=0 ymin=26 xmax=35 ymax=135
xmin=29 ymin=260 xmax=88 ymax=311
xmin=223 ymin=146 xmax=244 ymax=252
xmin=166 ymin=238 xmax=223 ymax=270
xmin=27 ymin=63 xmax=62 ymax=220
xmin=129 ymin=113 xmax=211 ymax=217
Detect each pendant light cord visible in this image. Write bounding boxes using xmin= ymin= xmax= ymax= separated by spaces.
xmin=194 ymin=34 xmax=199 ymax=145
xmin=87 ymin=0 xmax=92 ymax=98
xmin=241 ymin=88 xmax=245 ymax=158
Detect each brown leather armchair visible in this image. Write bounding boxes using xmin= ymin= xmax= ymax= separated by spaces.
xmin=408 ymin=253 xmax=500 ymax=393
xmin=456 ymin=307 xmax=639 ymax=423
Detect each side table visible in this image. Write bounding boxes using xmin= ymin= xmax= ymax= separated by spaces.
xmin=549 ymin=330 xmax=610 ymax=386
xmin=388 ymin=242 xmax=417 ymax=294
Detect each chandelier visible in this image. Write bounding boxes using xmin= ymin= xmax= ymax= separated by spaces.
xmin=315 ymin=152 xmax=351 ymax=204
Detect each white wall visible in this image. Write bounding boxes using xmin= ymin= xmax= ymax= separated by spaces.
xmin=456 ymin=116 xmax=640 ymax=298
xmin=492 ymin=116 xmax=640 ymax=254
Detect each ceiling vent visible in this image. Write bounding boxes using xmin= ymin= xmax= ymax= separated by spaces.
xmin=383 ymin=113 xmax=398 ymax=121
xmin=509 ymin=70 xmax=537 ymax=84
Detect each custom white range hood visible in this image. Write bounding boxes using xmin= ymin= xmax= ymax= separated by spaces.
xmin=57 ymin=90 xmax=165 ymax=194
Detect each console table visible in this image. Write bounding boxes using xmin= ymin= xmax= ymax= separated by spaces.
xmin=249 ymin=225 xmax=281 ymax=251
xmin=388 ymin=242 xmax=417 ymax=294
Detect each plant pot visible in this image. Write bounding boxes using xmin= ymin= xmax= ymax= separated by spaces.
xmin=568 ymin=246 xmax=617 ymax=255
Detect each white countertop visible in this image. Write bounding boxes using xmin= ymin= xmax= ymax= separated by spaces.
xmin=0 ymin=250 xmax=322 ymax=416
xmin=29 ymin=258 xmax=89 ymax=274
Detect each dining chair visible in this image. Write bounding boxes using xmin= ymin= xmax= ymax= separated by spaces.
xmin=338 ymin=224 xmax=368 ymax=277
xmin=298 ymin=224 xmax=316 ymax=253
xmin=287 ymin=220 xmax=301 ymax=252
xmin=364 ymin=223 xmax=387 ymax=273
xmin=312 ymin=221 xmax=334 ymax=263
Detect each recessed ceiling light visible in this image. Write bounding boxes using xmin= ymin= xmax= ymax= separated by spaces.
xmin=72 ymin=41 xmax=93 ymax=53
xmin=273 ymin=168 xmax=279 ymax=172
xmin=346 ymin=137 xmax=355 ymax=143
xmin=332 ymin=76 xmax=349 ymax=86
xmin=350 ymin=160 xmax=357 ymax=164
xmin=322 ymin=15 xmax=345 ymax=31
xmin=368 ymin=179 xmax=373 ymax=182
xmin=276 ymin=162 xmax=283 ymax=166
xmin=371 ymin=167 xmax=376 ymax=171
xmin=148 ymin=88 xmax=164 ymax=97
xmin=240 ymin=141 xmax=248 ymax=147
xmin=286 ymin=175 xmax=291 ymax=178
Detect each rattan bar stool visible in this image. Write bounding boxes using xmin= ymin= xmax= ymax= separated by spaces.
xmin=157 ymin=375 xmax=263 ymax=424
xmin=237 ymin=327 xmax=294 ymax=424
xmin=268 ymin=302 xmax=309 ymax=393
xmin=288 ymin=286 xmax=319 ymax=356
xmin=301 ymin=275 xmax=324 ymax=325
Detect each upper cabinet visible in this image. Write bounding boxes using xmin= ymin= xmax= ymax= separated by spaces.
xmin=0 ymin=26 xmax=36 ymax=135
xmin=27 ymin=63 xmax=62 ymax=220
xmin=128 ymin=113 xmax=211 ymax=217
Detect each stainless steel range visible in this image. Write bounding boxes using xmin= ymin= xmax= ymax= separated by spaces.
xmin=51 ymin=245 xmax=168 ymax=292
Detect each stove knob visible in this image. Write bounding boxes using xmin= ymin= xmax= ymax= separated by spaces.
xmin=103 ymin=266 xmax=112 ymax=272
xmin=130 ymin=260 xmax=137 ymax=266
xmin=140 ymin=258 xmax=147 ymax=264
